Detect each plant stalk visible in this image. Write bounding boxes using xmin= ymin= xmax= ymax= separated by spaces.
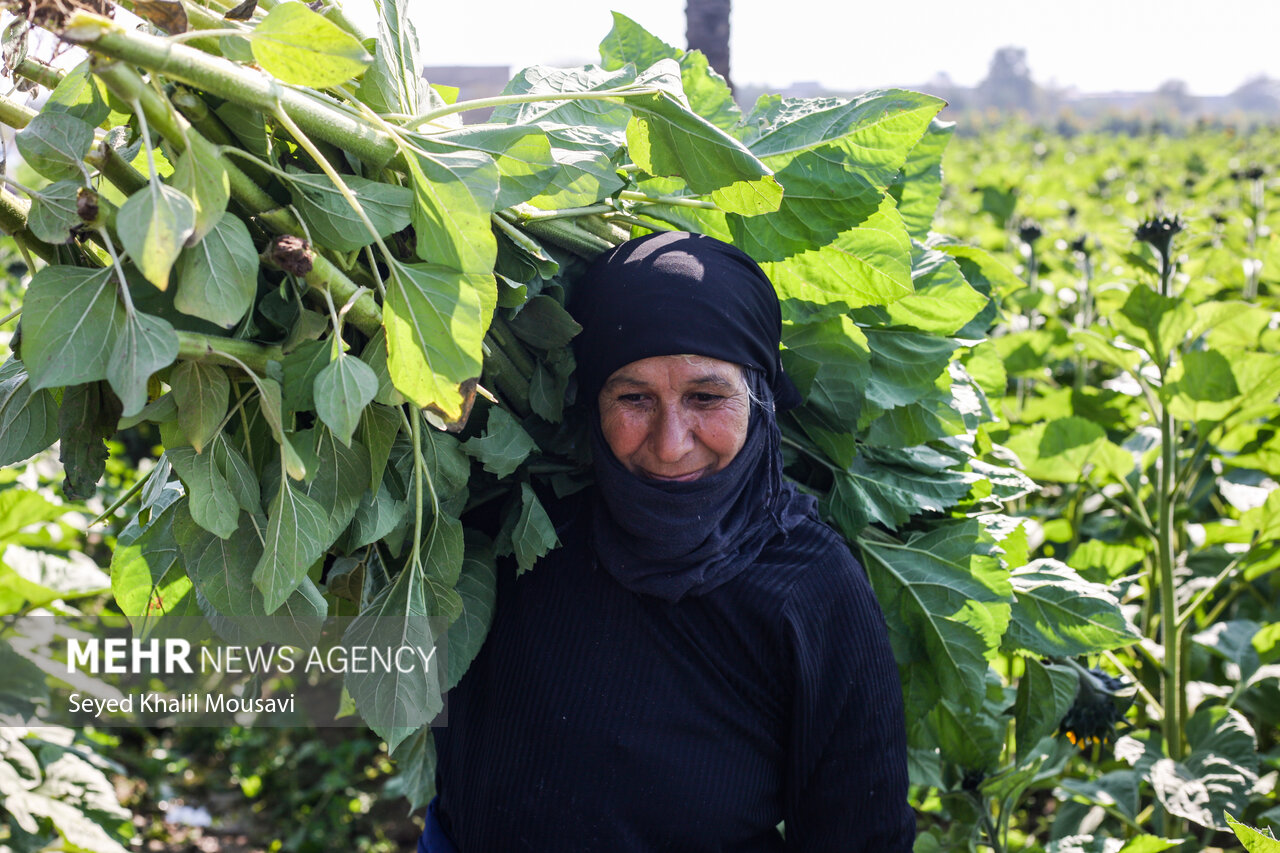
xmin=63 ymin=12 xmax=398 ymax=170
xmin=176 ymin=331 xmax=282 ymax=372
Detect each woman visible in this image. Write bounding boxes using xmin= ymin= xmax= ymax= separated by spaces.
xmin=421 ymin=232 xmax=913 ymax=851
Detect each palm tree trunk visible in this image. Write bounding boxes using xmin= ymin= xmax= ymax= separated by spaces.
xmin=685 ymin=0 xmax=733 ymax=93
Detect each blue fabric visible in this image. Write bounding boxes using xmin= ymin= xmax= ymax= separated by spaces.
xmin=588 ymin=372 xmax=816 ymax=603
xmin=416 ymin=796 xmax=459 ymax=853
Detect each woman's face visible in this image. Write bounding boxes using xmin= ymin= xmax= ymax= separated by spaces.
xmin=598 ymin=354 xmax=750 ymax=482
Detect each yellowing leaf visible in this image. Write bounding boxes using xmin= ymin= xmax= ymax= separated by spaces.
xmin=250 ymin=3 xmax=371 ymax=88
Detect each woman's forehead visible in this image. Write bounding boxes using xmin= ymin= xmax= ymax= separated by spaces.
xmin=603 ymin=354 xmax=744 ymax=387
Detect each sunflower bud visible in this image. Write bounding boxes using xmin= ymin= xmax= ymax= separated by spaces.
xmin=1058 ymin=666 xmax=1134 ymax=749
xmin=1134 ymin=215 xmax=1183 ymax=262
xmin=1017 ymin=219 xmax=1043 ymax=246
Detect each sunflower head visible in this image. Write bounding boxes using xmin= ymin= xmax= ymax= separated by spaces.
xmin=1134 ymin=215 xmax=1184 ymax=261
xmin=1058 ymin=666 xmax=1134 ymax=749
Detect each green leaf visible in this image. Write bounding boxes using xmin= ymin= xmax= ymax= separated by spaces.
xmin=280 ymin=339 xmax=331 ymax=414
xmin=0 ymin=545 xmax=110 ymax=612
xmin=106 ymin=310 xmax=179 ymax=417
xmin=891 ymin=118 xmax=954 ymax=240
xmin=110 ymin=502 xmax=205 ymax=641
xmin=1004 ymin=559 xmax=1139 ymax=657
xmin=1067 ymin=539 xmax=1146 ymax=581
xmin=21 ymin=265 xmax=125 ymax=390
xmin=425 ymin=124 xmax=558 ymax=209
xmin=0 ymin=359 xmax=58 ymax=467
xmin=253 ymin=474 xmax=331 ymax=613
xmin=404 ymin=145 xmax=500 ymax=272
xmin=0 ymin=489 xmax=63 ymax=547
xmin=44 ymin=59 xmax=111 ymax=126
xmin=764 ymin=196 xmax=913 ymax=322
xmin=284 ymin=168 xmax=413 ymax=253
xmin=1005 ymin=417 xmax=1134 ymax=484
xmin=1166 ymin=349 xmax=1242 ymax=422
xmin=299 ymin=426 xmax=371 ymax=541
xmin=314 ymin=355 xmax=378 ymax=446
xmin=26 ymin=179 xmax=83 ymax=244
xmin=1112 ymin=284 xmax=1195 ymax=364
xmin=860 ymin=521 xmax=1012 ymax=712
xmin=0 ymin=639 xmax=48 ymax=717
xmin=358 ymin=403 xmax=401 ymax=492
xmin=171 ymin=130 xmax=230 ymax=245
xmin=118 ymin=181 xmax=196 ymax=290
xmin=211 ymin=434 xmax=260 ymax=513
xmin=57 ymin=382 xmax=121 ymax=501
xmin=174 ymin=211 xmax=259 ymax=328
xmin=169 ymin=361 xmax=230 ymax=453
xmin=927 ymin=694 xmax=1004 ymax=773
xmin=527 ymin=129 xmax=626 ymax=209
xmin=342 ymin=564 xmax=441 ymax=751
xmin=249 ymin=2 xmax=371 ymax=88
xmin=512 ymin=483 xmax=558 ymax=574
xmin=357 ymin=0 xmax=424 ymax=114
xmin=444 ymin=535 xmax=496 ymax=690
xmin=383 ymin=261 xmax=487 ymax=421
xmin=463 ymin=407 xmax=537 ymax=478
xmin=885 ymin=245 xmax=988 ymax=335
xmin=1014 ymin=659 xmax=1078 ymax=761
xmin=862 ymin=327 xmax=957 ymax=410
xmin=623 ymin=63 xmax=780 ymax=216
xmin=174 ymin=501 xmax=326 ymax=646
xmin=15 ymin=112 xmax=93 ymax=181
xmin=168 ymin=446 xmax=239 ymax=539
xmin=1226 ymin=814 xmax=1280 ymax=852
xmin=1148 ymin=706 xmax=1259 ymax=831
xmin=507 ymin=295 xmax=582 ymax=351
xmin=826 ymin=452 xmax=973 ymax=536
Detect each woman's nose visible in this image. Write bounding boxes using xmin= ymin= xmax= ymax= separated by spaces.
xmin=651 ymin=403 xmax=694 ymax=462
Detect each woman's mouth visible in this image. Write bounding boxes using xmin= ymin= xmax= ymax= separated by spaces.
xmin=640 ymin=468 xmax=706 ymax=482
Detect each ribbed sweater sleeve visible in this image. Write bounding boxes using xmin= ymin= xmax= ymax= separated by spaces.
xmin=780 ymin=529 xmax=914 ymax=852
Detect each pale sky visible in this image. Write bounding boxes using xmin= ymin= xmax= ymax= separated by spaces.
xmin=343 ymin=0 xmax=1280 ymax=96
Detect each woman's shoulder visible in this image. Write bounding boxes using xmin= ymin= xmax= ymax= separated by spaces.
xmin=730 ymin=515 xmax=876 ymax=617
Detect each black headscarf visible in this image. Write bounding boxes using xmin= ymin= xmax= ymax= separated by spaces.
xmin=570 ymin=231 xmax=815 ymax=603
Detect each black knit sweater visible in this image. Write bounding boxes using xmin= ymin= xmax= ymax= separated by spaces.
xmin=431 ymin=497 xmax=914 ymax=851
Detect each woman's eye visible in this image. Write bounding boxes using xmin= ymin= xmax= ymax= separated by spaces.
xmin=617 ymin=393 xmax=648 ymax=404
xmin=690 ymin=393 xmax=724 ymax=404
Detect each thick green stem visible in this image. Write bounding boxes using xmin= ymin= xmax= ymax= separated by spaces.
xmin=0 ymin=188 xmax=58 ymax=265
xmin=176 ymin=331 xmax=282 ymax=373
xmin=304 ymin=254 xmax=382 ymax=337
xmin=409 ymin=87 xmax=661 ymax=128
xmin=1154 ymin=246 xmax=1184 ymax=773
xmin=64 ymin=12 xmax=398 ymax=169
xmin=503 ymin=213 xmax=615 ymax=259
xmin=14 ymin=58 xmax=65 ymax=89
xmin=486 ymin=315 xmax=535 ymax=380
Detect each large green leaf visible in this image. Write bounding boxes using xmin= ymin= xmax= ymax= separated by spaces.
xmin=314 ymin=355 xmax=378 ymax=447
xmin=110 ymin=502 xmax=206 ymax=641
xmin=1122 ymin=706 xmax=1260 ymax=831
xmin=249 ymin=2 xmax=371 ymax=88
xmin=1166 ymin=349 xmax=1242 ymax=423
xmin=169 ymin=361 xmax=230 ymax=453
xmin=356 ymin=0 xmax=424 ymax=115
xmin=118 ymin=181 xmax=196 ymax=291
xmin=1004 ymin=417 xmax=1134 ymax=484
xmin=526 ymin=126 xmax=626 ymax=209
xmin=512 ymin=483 xmax=558 ymax=574
xmin=299 ymin=427 xmax=371 ymax=541
xmin=168 ymin=446 xmax=239 ymax=539
xmin=21 ymin=266 xmax=125 ymax=391
xmin=342 ymin=563 xmax=441 ymax=752
xmin=174 ymin=211 xmax=259 ymax=328
xmin=285 ymin=168 xmax=413 ymax=253
xmin=106 ymin=309 xmax=179 ymax=417
xmin=927 ymin=691 xmax=1006 ymax=773
xmin=1014 ymin=658 xmax=1078 ymax=761
xmin=860 ymin=521 xmax=1012 ymax=712
xmin=424 ymin=125 xmax=558 ymax=209
xmin=1111 ymin=284 xmax=1195 ymax=365
xmin=26 ymin=179 xmax=82 ymax=244
xmin=462 ymin=406 xmax=537 ymax=478
xmin=43 ymin=59 xmax=110 ymax=126
xmin=0 ymin=359 xmax=58 ymax=467
xmin=862 ymin=327 xmax=958 ymax=410
xmin=765 ymin=196 xmax=914 ymax=322
xmin=885 ymin=245 xmax=988 ymax=335
xmin=1226 ymin=814 xmax=1280 ymax=853
xmin=57 ymin=381 xmax=121 ymax=500
xmin=444 ymin=535 xmax=497 ymax=691
xmin=14 ymin=111 xmax=93 ymax=181
xmin=0 ymin=544 xmax=110 ymax=613
xmin=253 ymin=473 xmax=332 ymax=613
xmin=826 ymin=452 xmax=973 ymax=536
xmin=597 ymin=13 xmax=742 ymax=133
xmin=404 ymin=144 xmax=500 ymax=272
xmin=891 ymin=118 xmax=954 ymax=240
xmin=1004 ymin=559 xmax=1139 ymax=657
xmin=383 ymin=261 xmax=487 ymax=421
xmin=174 ymin=502 xmax=325 ymax=647
xmin=171 ymin=130 xmax=229 ymax=245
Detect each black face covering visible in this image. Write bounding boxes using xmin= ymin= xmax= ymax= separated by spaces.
xmin=571 ymin=232 xmax=816 ymax=603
